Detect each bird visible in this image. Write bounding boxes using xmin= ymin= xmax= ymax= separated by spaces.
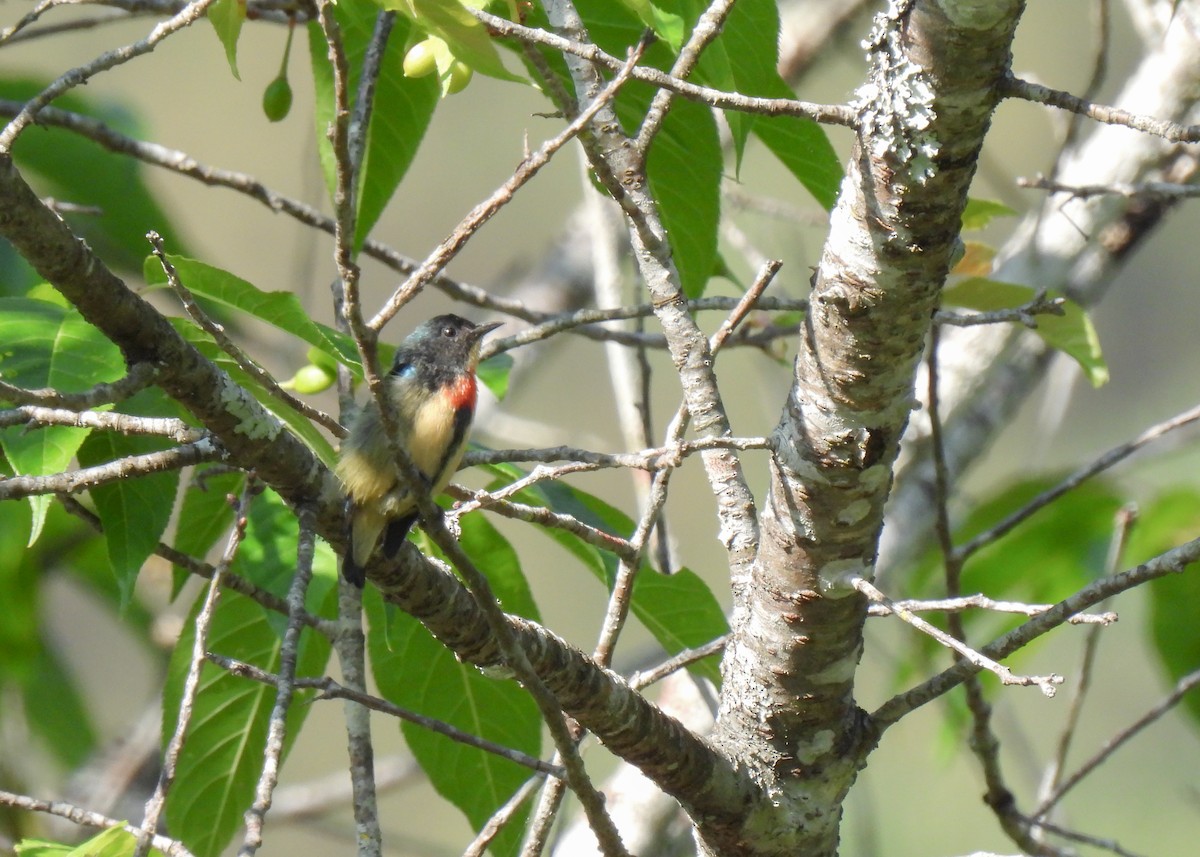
xmin=336 ymin=314 xmax=502 ymax=586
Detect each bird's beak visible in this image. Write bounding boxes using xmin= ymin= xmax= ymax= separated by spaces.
xmin=468 ymin=321 xmax=503 ymax=344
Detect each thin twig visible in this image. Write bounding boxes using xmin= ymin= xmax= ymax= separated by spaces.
xmin=0 ymin=406 xmax=205 ymax=442
xmin=314 ymin=5 xmax=385 ymax=852
xmin=473 ymin=7 xmax=856 ymax=127
xmin=1033 ymin=666 xmax=1200 ymax=820
xmin=463 ymin=435 xmax=773 ymax=473
xmin=955 ymin=402 xmax=1200 ymax=562
xmin=0 ymin=362 xmax=156 ymax=408
xmin=628 ymin=634 xmax=729 ymax=690
xmin=57 ymin=493 xmax=337 ymax=638
xmin=0 ymin=789 xmax=195 ymax=857
xmin=0 ymin=93 xmax=816 ymax=355
xmin=0 ymin=0 xmax=220 ymax=150
xmin=1021 ymin=816 xmax=1147 ymax=857
xmin=462 ymin=774 xmax=547 ymax=857
xmin=874 ymin=594 xmax=1116 ymax=625
xmin=871 ymin=535 xmax=1200 ymax=728
xmin=854 ymin=577 xmax=1063 ymax=695
xmin=134 ymin=477 xmax=258 ymax=857
xmin=636 ymin=0 xmax=740 ymax=148
xmin=205 ymin=654 xmax=565 ymax=779
xmin=422 ymin=510 xmax=630 ymax=855
xmin=1035 ymin=504 xmax=1135 ymax=833
xmin=0 ymin=439 xmax=223 ymax=500
xmin=369 ymin=35 xmax=655 ymax=332
xmin=1 ymin=0 xmax=108 ymax=46
xmin=238 ymin=505 xmax=319 ymax=856
xmin=936 ymin=297 xmax=1066 ymax=329
xmin=148 ymin=232 xmax=346 ymax=438
xmin=1019 ymin=174 xmax=1200 ymax=199
xmin=926 ymin=327 xmax=1048 ymax=852
xmin=455 ymin=488 xmax=640 ymax=563
xmin=1005 ymin=75 xmax=1200 ymax=143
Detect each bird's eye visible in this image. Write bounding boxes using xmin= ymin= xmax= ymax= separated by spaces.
xmin=442 ymin=326 xmax=457 ymax=338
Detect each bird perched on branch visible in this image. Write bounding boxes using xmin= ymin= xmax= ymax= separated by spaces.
xmin=336 ymin=314 xmax=501 ymax=586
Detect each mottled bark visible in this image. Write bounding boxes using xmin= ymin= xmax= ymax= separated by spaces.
xmin=708 ymin=4 xmax=1026 ymax=855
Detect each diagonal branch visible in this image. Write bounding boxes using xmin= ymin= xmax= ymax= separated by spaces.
xmin=870 ymin=535 xmax=1200 ymax=729
xmin=367 ymin=543 xmax=753 ymax=830
xmin=0 ymin=0 xmax=218 ymax=150
xmin=710 ymin=3 xmax=1028 ymax=854
xmin=0 ymin=438 xmax=223 ymax=499
xmin=541 ymin=0 xmax=760 ymax=594
xmin=0 ymin=144 xmax=749 ymax=848
xmin=0 ymin=152 xmax=340 ymax=528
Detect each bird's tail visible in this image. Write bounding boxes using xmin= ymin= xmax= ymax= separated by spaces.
xmin=343 ymin=505 xmax=387 ymax=587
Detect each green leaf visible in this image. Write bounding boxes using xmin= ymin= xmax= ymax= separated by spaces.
xmin=691 ymin=0 xmax=842 ymax=206
xmin=0 ymin=297 xmax=123 ymax=396
xmin=477 ymin=351 xmax=512 ymax=401
xmin=646 ymin=96 xmax=722 ymax=298
xmin=0 ymin=500 xmax=41 ymax=683
xmin=307 ymin=0 xmax=440 ymax=247
xmin=383 ymin=0 xmax=526 ymax=83
xmin=143 ymin=255 xmax=362 ymax=372
xmin=480 ymin=462 xmax=727 ymax=684
xmin=0 ymin=80 xmax=188 ymax=275
xmin=164 ymin=590 xmax=332 ymax=857
xmin=207 ymin=0 xmax=247 ymax=80
xmin=943 ymin=278 xmax=1108 ymax=387
xmin=77 ymin=392 xmax=181 ymax=608
xmin=232 ymin=489 xmax=341 ymax=629
xmin=631 ymin=568 xmax=727 ymax=684
xmin=171 ymin=468 xmax=246 ymax=596
xmin=1130 ymin=489 xmax=1200 ymax=730
xmin=366 ymin=587 xmax=539 ymax=857
xmin=614 ymin=0 xmax=685 ymax=48
xmin=13 ymin=838 xmax=73 ymax=856
xmin=77 ymin=430 xmax=178 ymax=607
xmin=70 ymin=825 xmax=162 ymax=857
xmin=21 ymin=640 xmax=99 ymax=769
xmin=168 ymin=317 xmax=338 ymax=466
xmin=750 ymin=115 xmax=842 ymax=212
xmin=14 ymin=826 xmax=165 ymax=857
xmin=910 ymin=478 xmax=1122 ymax=643
xmin=554 ymin=0 xmax=721 ymax=297
xmin=450 ymin=509 xmax=540 ymax=619
xmin=961 ymin=198 xmax=1018 ymax=231
xmin=0 ymin=297 xmax=125 ymax=543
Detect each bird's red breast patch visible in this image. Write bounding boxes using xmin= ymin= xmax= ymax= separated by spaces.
xmin=443 ymin=373 xmax=478 ymax=411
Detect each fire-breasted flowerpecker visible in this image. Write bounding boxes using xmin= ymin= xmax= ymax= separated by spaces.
xmin=336 ymin=314 xmax=501 ymax=586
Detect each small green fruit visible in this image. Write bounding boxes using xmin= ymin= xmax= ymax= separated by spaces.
xmin=403 ymin=39 xmax=438 ymax=78
xmin=285 ymin=364 xmax=335 ymax=394
xmin=262 ymin=75 xmax=293 ymax=122
xmin=445 ymin=60 xmax=473 ymax=95
xmin=305 ymin=346 xmax=340 ymax=375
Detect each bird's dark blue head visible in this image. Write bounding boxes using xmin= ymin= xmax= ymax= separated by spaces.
xmin=390 ymin=314 xmax=501 ymax=389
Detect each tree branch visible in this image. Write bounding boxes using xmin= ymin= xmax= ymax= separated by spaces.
xmin=0 ymin=438 xmax=223 ymax=500
xmin=870 ymin=535 xmax=1200 ymax=729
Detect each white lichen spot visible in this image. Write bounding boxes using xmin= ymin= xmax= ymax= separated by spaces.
xmin=836 ymin=498 xmax=873 ymax=526
xmin=818 ymin=558 xmax=869 ymax=597
xmin=808 ymin=640 xmax=865 ymax=686
xmin=480 ymin=663 xmax=516 ymax=680
xmin=936 ymin=0 xmax=1014 ymax=29
xmin=794 ymin=729 xmax=835 ymax=764
xmin=853 ymin=10 xmax=940 ymax=190
xmin=220 ymin=384 xmax=282 ymax=440
xmin=858 ymin=464 xmax=891 ymax=493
